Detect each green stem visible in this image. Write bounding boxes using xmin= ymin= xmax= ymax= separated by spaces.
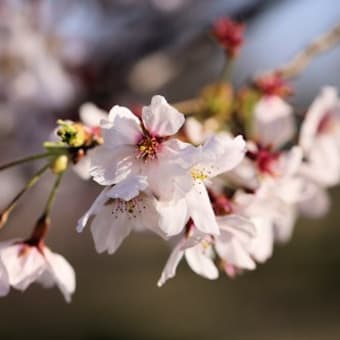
xmin=0 ymin=164 xmax=50 ymax=228
xmin=221 ymin=57 xmax=235 ymax=83
xmin=44 ymin=172 xmax=64 ymax=217
xmin=0 ymin=152 xmax=52 ymax=171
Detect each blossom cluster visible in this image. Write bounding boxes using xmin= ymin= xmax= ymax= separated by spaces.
xmin=0 ymin=17 xmax=339 ymax=302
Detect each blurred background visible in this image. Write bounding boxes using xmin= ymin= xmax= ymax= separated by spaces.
xmin=0 ymin=0 xmax=340 ymax=339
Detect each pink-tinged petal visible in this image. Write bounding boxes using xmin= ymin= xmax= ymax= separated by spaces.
xmin=102 ymin=105 xmax=143 ymax=147
xmin=280 ymin=146 xmax=303 ymax=177
xmin=77 ymin=187 xmax=110 ymax=233
xmin=0 ymin=244 xmax=45 ymax=291
xmin=186 ymin=182 xmax=220 ymax=235
xmin=198 ymin=134 xmax=246 ymax=178
xmin=106 ymin=176 xmax=148 ymax=201
xmin=249 ymin=217 xmax=274 ymax=263
xmin=157 ymin=242 xmax=185 ymax=287
xmin=43 ymin=247 xmax=76 ymax=303
xmin=90 ymin=205 xmax=131 ymax=255
xmin=184 ymin=245 xmax=219 ymax=280
xmin=142 ymin=95 xmax=185 ymax=137
xmin=299 ymin=136 xmax=340 ymax=187
xmin=253 ymin=96 xmax=295 ymax=149
xmin=299 ymin=87 xmax=338 ymax=153
xmin=90 ymin=145 xmax=138 ymax=186
xmin=156 ymin=197 xmax=189 ymax=236
xmin=79 ymin=103 xmax=108 ymax=127
xmin=299 ymin=184 xmax=330 ymax=218
xmin=0 ymin=261 xmax=9 ymax=296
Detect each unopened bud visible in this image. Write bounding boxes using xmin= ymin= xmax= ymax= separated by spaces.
xmin=51 ymin=155 xmax=69 ymax=174
xmin=212 ymin=18 xmax=245 ymax=58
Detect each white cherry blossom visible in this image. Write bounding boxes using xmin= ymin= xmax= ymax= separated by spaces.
xmin=157 ymin=134 xmax=246 ymax=236
xmin=298 ymin=87 xmax=340 ymax=217
xmin=0 ymin=240 xmax=75 ymax=302
xmin=157 ymin=214 xmax=255 ymax=287
xmin=77 ymin=176 xmax=163 ymax=254
xmin=90 ymin=95 xmax=195 ymax=201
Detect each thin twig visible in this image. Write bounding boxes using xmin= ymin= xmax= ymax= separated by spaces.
xmin=0 ymin=152 xmax=52 ymax=171
xmin=0 ymin=164 xmax=50 ymax=228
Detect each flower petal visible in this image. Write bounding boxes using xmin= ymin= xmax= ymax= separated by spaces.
xmin=90 ymin=145 xmax=138 ymax=186
xmin=299 ymin=87 xmax=338 ymax=153
xmin=0 ymin=244 xmax=45 ymax=291
xmin=43 ymin=247 xmax=76 ymax=303
xmin=142 ymin=95 xmax=185 ymax=137
xmin=103 ymin=105 xmax=143 ymax=146
xmin=186 ymin=182 xmax=220 ymax=235
xmin=77 ymin=187 xmax=110 ymax=233
xmin=90 ymin=205 xmax=131 ymax=255
xmin=79 ymin=103 xmax=108 ymax=127
xmin=156 ymin=197 xmax=189 ymax=236
xmin=157 ymin=242 xmax=185 ymax=287
xmin=198 ymin=134 xmax=246 ymax=178
xmin=106 ymin=176 xmax=148 ymax=201
xmin=184 ymin=245 xmax=219 ymax=280
xmin=0 ymin=261 xmax=9 ymax=296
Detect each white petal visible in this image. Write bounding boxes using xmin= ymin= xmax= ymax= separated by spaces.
xmin=299 ymin=87 xmax=338 ymax=153
xmin=299 ymin=183 xmax=330 ymax=218
xmin=199 ymin=134 xmax=246 ymax=178
xmin=215 ymin=215 xmax=256 ymax=270
xmin=143 ymin=157 xmax=192 ymax=201
xmin=299 ymin=136 xmax=340 ymax=187
xmin=90 ymin=145 xmax=138 ymax=186
xmin=134 ymin=194 xmax=162 ymax=236
xmin=106 ymin=176 xmax=148 ymax=201
xmin=43 ymin=247 xmax=76 ymax=303
xmin=79 ymin=103 xmax=108 ymax=127
xmin=77 ymin=187 xmax=110 ymax=233
xmin=103 ymin=105 xmax=143 ymax=146
xmin=184 ymin=245 xmax=219 ymax=280
xmin=253 ymin=96 xmax=295 ymax=149
xmin=273 ymin=205 xmax=297 ymax=243
xmin=90 ymin=205 xmax=131 ymax=255
xmin=156 ymin=197 xmax=189 ymax=236
xmin=72 ymin=154 xmax=92 ymax=180
xmin=157 ymin=242 xmax=185 ymax=287
xmin=0 ymin=261 xmax=9 ymax=296
xmin=249 ymin=217 xmax=274 ymax=263
xmin=142 ymin=95 xmax=185 ymax=137
xmin=186 ymin=183 xmax=220 ymax=235
xmin=0 ymin=244 xmax=46 ymax=291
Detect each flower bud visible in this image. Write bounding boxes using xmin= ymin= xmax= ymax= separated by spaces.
xmin=51 ymin=155 xmax=68 ymax=174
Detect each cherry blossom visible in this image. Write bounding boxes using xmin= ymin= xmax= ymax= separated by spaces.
xmin=0 ymin=240 xmax=75 ymax=302
xmin=90 ymin=95 xmax=195 ymax=201
xmin=157 ymin=214 xmax=255 ymax=287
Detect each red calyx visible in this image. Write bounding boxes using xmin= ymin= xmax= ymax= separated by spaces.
xmin=255 ymin=73 xmax=293 ymax=97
